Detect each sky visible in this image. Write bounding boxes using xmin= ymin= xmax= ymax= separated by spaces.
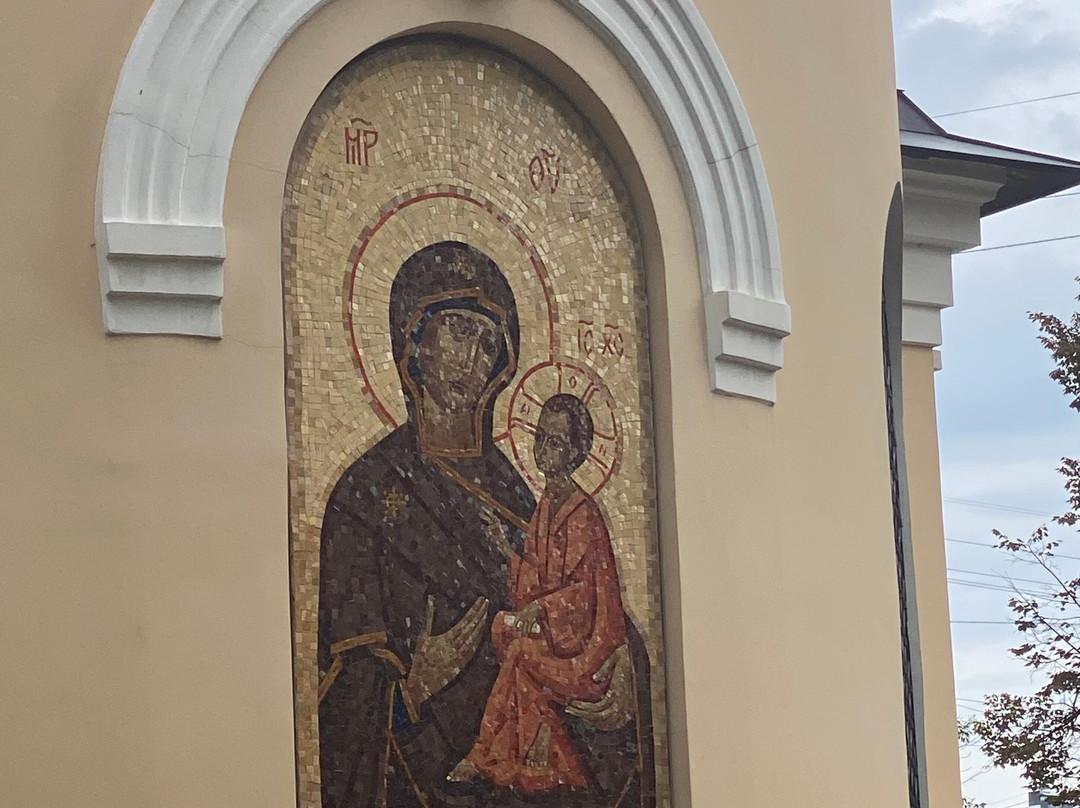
xmin=891 ymin=1 xmax=1080 ymax=805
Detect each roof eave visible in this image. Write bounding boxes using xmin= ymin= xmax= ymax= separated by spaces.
xmin=901 ymin=134 xmax=1080 ymax=217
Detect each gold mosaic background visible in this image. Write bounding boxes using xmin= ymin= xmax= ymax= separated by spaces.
xmin=283 ymin=38 xmax=666 ymax=807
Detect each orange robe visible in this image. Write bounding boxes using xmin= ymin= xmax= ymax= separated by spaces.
xmin=465 ymin=486 xmax=627 ymax=793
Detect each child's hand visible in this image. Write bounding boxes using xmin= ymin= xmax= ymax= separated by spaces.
xmin=513 ymin=601 xmax=542 ymax=637
xmin=481 ymin=508 xmax=515 ymax=560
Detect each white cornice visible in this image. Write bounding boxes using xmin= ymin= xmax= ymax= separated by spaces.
xmin=902 ymin=169 xmax=1003 ymax=251
xmin=900 ymin=167 xmax=1004 ymax=361
xmin=97 ymin=0 xmax=789 ymax=402
xmin=902 ymin=169 xmax=1005 ymax=206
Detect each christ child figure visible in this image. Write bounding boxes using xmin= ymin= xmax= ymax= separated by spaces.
xmin=448 ymin=393 xmax=628 ymax=794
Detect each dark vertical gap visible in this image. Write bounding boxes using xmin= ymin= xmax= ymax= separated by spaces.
xmin=882 ymin=181 xmax=930 ymax=808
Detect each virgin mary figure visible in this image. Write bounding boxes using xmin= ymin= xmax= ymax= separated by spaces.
xmin=317 ymin=241 xmax=654 ymax=808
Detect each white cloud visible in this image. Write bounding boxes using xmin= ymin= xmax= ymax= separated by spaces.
xmin=946 ymin=65 xmax=1080 ymax=157
xmin=907 ymin=0 xmax=1079 ymax=46
xmin=909 ymin=1 xmax=1080 ymax=155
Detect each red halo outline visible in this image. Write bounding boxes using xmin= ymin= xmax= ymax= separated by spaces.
xmin=502 ymin=360 xmax=623 ymax=496
xmin=345 ymin=187 xmax=556 ymax=429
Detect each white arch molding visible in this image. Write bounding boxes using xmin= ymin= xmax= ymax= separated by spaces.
xmin=96 ymin=0 xmax=791 ymax=402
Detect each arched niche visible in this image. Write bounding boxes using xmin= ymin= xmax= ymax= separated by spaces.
xmin=96 ymin=0 xmax=790 ymax=402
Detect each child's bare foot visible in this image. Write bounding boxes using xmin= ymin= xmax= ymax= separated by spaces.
xmin=524 ymin=723 xmax=552 ymax=769
xmin=446 ymin=759 xmax=479 ymax=783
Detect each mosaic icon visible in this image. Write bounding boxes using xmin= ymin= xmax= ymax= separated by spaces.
xmin=283 ymin=39 xmax=666 ymax=808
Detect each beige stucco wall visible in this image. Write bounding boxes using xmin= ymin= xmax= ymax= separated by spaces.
xmin=0 ymin=1 xmax=911 ymax=806
xmin=904 ymin=345 xmax=964 ymax=808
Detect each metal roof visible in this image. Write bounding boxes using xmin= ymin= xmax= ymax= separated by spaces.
xmin=898 ymin=90 xmax=1080 ymax=216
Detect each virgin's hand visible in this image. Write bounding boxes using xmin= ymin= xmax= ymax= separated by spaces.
xmin=405 ymin=595 xmax=489 ymax=709
xmin=565 ymin=644 xmax=634 ymax=730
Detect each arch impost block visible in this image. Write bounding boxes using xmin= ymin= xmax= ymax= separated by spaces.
xmin=703 ymin=290 xmax=791 ymax=403
xmin=96 ymin=0 xmax=789 ymax=400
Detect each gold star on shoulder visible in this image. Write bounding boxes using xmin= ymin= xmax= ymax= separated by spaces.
xmin=381 ymin=487 xmax=409 ymax=521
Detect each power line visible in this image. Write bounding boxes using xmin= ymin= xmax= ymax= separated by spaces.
xmin=987 ymin=797 xmax=1030 ymax=808
xmin=960 ymin=233 xmax=1080 ymax=254
xmin=948 ymin=537 xmax=1005 ymax=550
xmin=948 ymin=577 xmax=1021 ymax=591
xmin=950 ymin=579 xmax=1054 ymax=596
xmin=980 ymin=796 xmax=1030 ymax=808
xmin=932 ymin=90 xmax=1080 ymax=118
xmin=947 ymin=567 xmax=1064 ymax=588
xmin=948 ymin=538 xmax=999 ymax=549
xmin=948 ymin=575 xmax=1064 ymax=599
xmin=951 ymin=619 xmax=1016 ymax=625
xmin=948 ymin=577 xmax=1057 ymax=597
xmin=944 ymin=497 xmax=1057 ymax=517
xmin=945 ymin=537 xmax=1080 ymax=563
